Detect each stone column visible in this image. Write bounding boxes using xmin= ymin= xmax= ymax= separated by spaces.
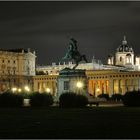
xmin=95 ymin=81 xmax=98 ymax=97
xmin=88 ymin=80 xmax=93 ymax=95
xmin=100 ymin=80 xmax=102 ymax=94
xmin=109 ymin=79 xmax=114 ymax=97
xmin=104 ymin=80 xmax=107 ymax=94
xmin=125 ymin=79 xmax=128 ymax=92
xmin=118 ymin=79 xmax=121 ymax=94
xmin=130 ymin=79 xmax=135 ymax=91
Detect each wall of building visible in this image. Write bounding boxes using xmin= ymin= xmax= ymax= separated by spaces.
xmin=86 ymin=70 xmax=140 ymax=97
xmin=0 ymin=49 xmax=36 ymax=93
xmin=0 ymin=49 xmax=36 ymax=76
xmin=32 ymin=70 xmax=140 ymax=97
xmin=33 ymin=75 xmax=57 ymax=96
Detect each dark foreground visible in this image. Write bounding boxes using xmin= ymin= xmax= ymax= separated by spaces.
xmin=0 ymin=106 xmax=140 ymax=138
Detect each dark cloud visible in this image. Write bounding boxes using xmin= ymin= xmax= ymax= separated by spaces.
xmin=0 ymin=2 xmax=140 ymax=65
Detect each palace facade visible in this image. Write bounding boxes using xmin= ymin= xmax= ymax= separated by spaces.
xmin=1 ymin=36 xmax=140 ymax=97
xmin=0 ymin=48 xmax=36 ymax=92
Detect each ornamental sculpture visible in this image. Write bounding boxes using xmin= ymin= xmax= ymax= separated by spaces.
xmin=62 ymin=38 xmax=88 ymax=69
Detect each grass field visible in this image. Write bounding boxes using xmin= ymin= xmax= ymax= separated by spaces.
xmin=0 ymin=106 xmax=140 ymax=138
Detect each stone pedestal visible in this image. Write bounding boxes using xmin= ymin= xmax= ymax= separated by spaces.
xmin=57 ymin=68 xmax=87 ymax=98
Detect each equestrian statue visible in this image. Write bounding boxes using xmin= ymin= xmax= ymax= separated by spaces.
xmin=62 ymin=38 xmax=88 ymax=69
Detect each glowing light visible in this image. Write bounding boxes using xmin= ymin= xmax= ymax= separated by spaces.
xmin=96 ymin=88 xmax=100 ymax=92
xmin=24 ymin=86 xmax=30 ymax=92
xmin=12 ymin=87 xmax=17 ymax=93
xmin=76 ymin=82 xmax=83 ymax=88
xmin=46 ymin=88 xmax=51 ymax=93
xmin=18 ymin=88 xmax=22 ymax=92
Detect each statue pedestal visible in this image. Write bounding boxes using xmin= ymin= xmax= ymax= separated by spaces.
xmin=57 ymin=68 xmax=87 ymax=99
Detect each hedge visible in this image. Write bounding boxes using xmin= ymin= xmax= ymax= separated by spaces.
xmin=122 ymin=91 xmax=140 ymax=106
xmin=59 ymin=92 xmax=88 ymax=108
xmin=30 ymin=92 xmax=53 ymax=107
xmin=0 ymin=92 xmax=23 ymax=107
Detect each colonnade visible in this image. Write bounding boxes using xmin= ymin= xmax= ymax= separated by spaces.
xmin=34 ymin=80 xmax=57 ymax=96
xmin=88 ymin=78 xmax=140 ymax=97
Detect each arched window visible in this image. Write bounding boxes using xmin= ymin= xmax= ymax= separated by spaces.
xmin=126 ymin=53 xmax=131 ymax=63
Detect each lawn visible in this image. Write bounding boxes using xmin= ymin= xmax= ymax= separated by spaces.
xmin=0 ymin=106 xmax=140 ymax=138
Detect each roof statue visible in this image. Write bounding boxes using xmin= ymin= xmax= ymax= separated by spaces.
xmin=62 ymin=38 xmax=88 ymax=69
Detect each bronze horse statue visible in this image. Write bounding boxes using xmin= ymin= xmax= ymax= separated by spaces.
xmin=62 ymin=38 xmax=88 ymax=69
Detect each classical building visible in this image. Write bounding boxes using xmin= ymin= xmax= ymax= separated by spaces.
xmin=34 ymin=36 xmax=140 ymax=97
xmin=87 ymin=70 xmax=140 ymax=97
xmin=36 ymin=57 xmax=103 ymax=75
xmin=34 ymin=69 xmax=140 ymax=97
xmin=0 ymin=48 xmax=36 ymax=92
xmin=1 ymin=36 xmax=140 ymax=97
xmin=107 ymin=36 xmax=140 ymax=71
xmin=33 ymin=75 xmax=57 ymax=96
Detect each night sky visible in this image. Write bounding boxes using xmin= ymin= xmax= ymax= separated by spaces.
xmin=0 ymin=1 xmax=140 ymax=65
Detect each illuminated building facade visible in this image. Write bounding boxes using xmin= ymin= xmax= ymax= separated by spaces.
xmin=0 ymin=48 xmax=36 ymax=92
xmin=33 ymin=69 xmax=140 ymax=97
xmin=1 ymin=36 xmax=140 ymax=97
xmin=87 ymin=70 xmax=140 ymax=97
xmin=35 ymin=36 xmax=140 ymax=97
xmin=33 ymin=75 xmax=57 ymax=96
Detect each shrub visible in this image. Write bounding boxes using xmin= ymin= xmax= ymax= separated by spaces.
xmin=18 ymin=92 xmax=30 ymax=98
xmin=122 ymin=91 xmax=140 ymax=107
xmin=0 ymin=92 xmax=23 ymax=107
xmin=97 ymin=93 xmax=109 ymax=100
xmin=59 ymin=92 xmax=88 ymax=108
xmin=111 ymin=94 xmax=123 ymax=101
xmin=30 ymin=92 xmax=53 ymax=107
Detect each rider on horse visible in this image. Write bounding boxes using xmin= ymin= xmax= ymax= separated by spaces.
xmin=62 ymin=38 xmax=88 ymax=69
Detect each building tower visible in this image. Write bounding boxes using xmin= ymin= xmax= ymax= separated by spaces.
xmin=115 ymin=36 xmax=134 ymax=66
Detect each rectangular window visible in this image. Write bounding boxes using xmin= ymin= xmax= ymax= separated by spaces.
xmin=64 ymin=81 xmax=69 ymax=90
xmin=13 ymin=70 xmax=16 ymax=75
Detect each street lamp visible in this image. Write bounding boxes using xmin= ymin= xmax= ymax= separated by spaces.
xmin=96 ymin=88 xmax=100 ymax=96
xmin=12 ymin=87 xmax=17 ymax=93
xmin=46 ymin=88 xmax=51 ymax=93
xmin=18 ymin=88 xmax=22 ymax=93
xmin=76 ymin=81 xmax=83 ymax=94
xmin=24 ymin=86 xmax=30 ymax=92
xmin=96 ymin=88 xmax=100 ymax=93
xmin=76 ymin=81 xmax=83 ymax=88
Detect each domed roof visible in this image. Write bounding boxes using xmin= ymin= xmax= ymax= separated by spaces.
xmin=117 ymin=36 xmax=133 ymax=53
